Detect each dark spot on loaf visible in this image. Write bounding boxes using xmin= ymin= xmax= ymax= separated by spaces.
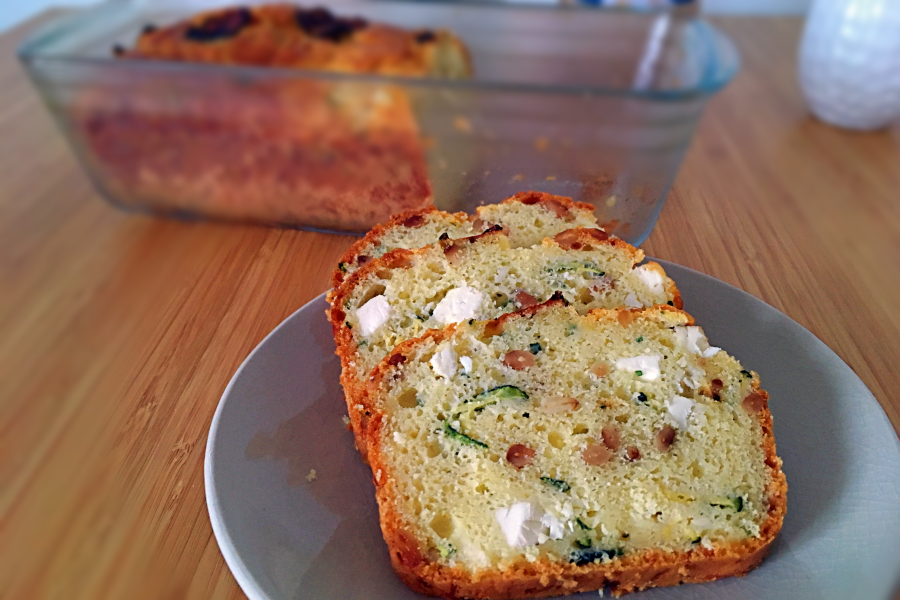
xmin=482 ymin=320 xmax=504 ymax=338
xmin=506 ymin=443 xmax=535 ymax=468
xmin=296 ymin=7 xmax=367 ymax=42
xmin=502 ymin=350 xmax=534 ymax=370
xmin=403 ymin=214 xmax=425 ymax=228
xmin=443 ymin=242 xmax=463 ymax=263
xmin=388 ymin=354 xmax=407 ymax=366
xmin=655 ymin=425 xmax=676 ymax=452
xmin=549 ymin=291 xmax=568 ymax=305
xmin=711 ymin=378 xmax=724 ymax=401
xmin=585 ymin=228 xmax=609 ymax=242
xmin=438 ymin=232 xmax=450 ymax=240
xmin=517 ymin=192 xmax=543 ymax=205
xmin=515 ymin=290 xmax=538 ymax=308
xmin=141 ymin=24 xmax=158 ymax=35
xmin=601 ymin=425 xmax=621 ymax=451
xmin=186 ymin=7 xmax=254 ymax=42
xmin=742 ymin=390 xmax=766 ymax=414
xmin=542 ymin=198 xmax=570 ymax=220
xmin=357 ymin=255 xmax=371 ymax=266
xmin=554 ymin=228 xmax=607 ymax=250
xmin=415 ymin=30 xmax=436 ymax=43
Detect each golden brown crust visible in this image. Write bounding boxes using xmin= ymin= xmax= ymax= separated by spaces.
xmin=330 ymin=206 xmax=466 ymax=290
xmin=126 ymin=4 xmax=472 ymax=77
xmin=492 ymin=191 xmax=596 ymax=217
xmin=362 ymin=303 xmax=787 ymax=599
xmin=330 ymin=191 xmax=599 ymax=290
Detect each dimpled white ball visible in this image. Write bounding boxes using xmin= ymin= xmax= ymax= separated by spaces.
xmin=799 ymin=0 xmax=900 ymax=130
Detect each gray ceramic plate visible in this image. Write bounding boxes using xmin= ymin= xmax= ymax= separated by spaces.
xmin=205 ymin=261 xmax=900 ymax=600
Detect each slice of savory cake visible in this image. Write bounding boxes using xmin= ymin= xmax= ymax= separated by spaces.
xmin=328 ymin=227 xmax=681 ymax=458
xmin=330 ymin=191 xmax=598 ymax=289
xmin=361 ymin=299 xmax=786 ymax=599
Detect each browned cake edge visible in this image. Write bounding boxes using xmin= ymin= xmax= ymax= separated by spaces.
xmin=492 ymin=191 xmax=597 ymax=218
xmin=124 ymin=4 xmax=472 ymax=78
xmin=329 ymin=206 xmax=465 ymax=290
xmin=329 ymin=192 xmax=598 ymax=291
xmin=361 ymin=301 xmax=787 ymax=599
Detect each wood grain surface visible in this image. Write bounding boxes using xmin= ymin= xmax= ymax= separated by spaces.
xmin=2 ymin=12 xmax=898 ymax=600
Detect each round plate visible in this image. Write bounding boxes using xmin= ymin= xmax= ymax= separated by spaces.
xmin=205 ymin=261 xmax=900 ymax=600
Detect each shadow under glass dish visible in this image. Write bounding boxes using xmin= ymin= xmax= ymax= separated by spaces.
xmin=19 ymin=0 xmax=737 ymax=243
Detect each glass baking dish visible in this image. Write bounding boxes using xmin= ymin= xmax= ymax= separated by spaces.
xmin=18 ymin=0 xmax=737 ymax=244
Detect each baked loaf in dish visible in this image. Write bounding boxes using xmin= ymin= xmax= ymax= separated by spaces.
xmin=327 ymin=226 xmax=681 ymax=457
xmin=125 ymin=4 xmax=471 ymax=77
xmin=332 ymin=191 xmax=599 ymax=289
xmin=81 ymin=4 xmax=472 ymax=231
xmin=361 ymin=299 xmax=786 ymax=599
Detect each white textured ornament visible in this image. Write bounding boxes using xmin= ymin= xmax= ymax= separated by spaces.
xmin=799 ymin=0 xmax=900 ymax=130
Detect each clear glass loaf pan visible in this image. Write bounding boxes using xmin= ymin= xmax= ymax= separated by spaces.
xmin=18 ymin=0 xmax=738 ymax=244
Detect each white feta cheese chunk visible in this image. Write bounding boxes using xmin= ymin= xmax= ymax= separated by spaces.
xmin=614 ymin=354 xmax=662 ymax=381
xmin=433 ymin=286 xmax=485 ymax=324
xmin=674 ymin=326 xmax=720 ymax=357
xmin=493 ymin=266 xmax=510 ymax=284
xmin=430 ymin=345 xmax=457 ymax=379
xmin=495 ymin=503 xmax=567 ymax=548
xmin=356 ymin=295 xmax=391 ymax=336
xmin=623 ymin=292 xmax=642 ymax=308
xmin=459 ymin=355 xmax=473 ymax=374
xmin=541 ymin=513 xmax=566 ymax=540
xmin=633 ymin=264 xmax=665 ymax=295
xmin=682 ymin=364 xmax=706 ymax=389
xmin=666 ymin=395 xmax=695 ymax=428
xmin=495 ymin=502 xmax=544 ymax=548
xmin=702 ymin=345 xmax=721 ymax=358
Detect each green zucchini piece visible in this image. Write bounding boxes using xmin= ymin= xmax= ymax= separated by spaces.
xmin=568 ymin=547 xmax=622 ymax=566
xmin=541 ymin=477 xmax=570 ymax=492
xmin=709 ymin=495 xmax=744 ymax=512
xmin=438 ymin=542 xmax=457 ymax=559
xmin=442 ymin=422 xmax=488 ymax=449
xmin=548 ymin=261 xmax=606 ymax=279
xmin=461 ymin=385 xmax=529 ymax=414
